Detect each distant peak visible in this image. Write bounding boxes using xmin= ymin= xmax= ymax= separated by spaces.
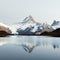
xmin=20 ymin=15 xmax=36 ymax=24
xmin=52 ymin=20 xmax=60 ymax=26
xmin=29 ymin=15 xmax=36 ymax=23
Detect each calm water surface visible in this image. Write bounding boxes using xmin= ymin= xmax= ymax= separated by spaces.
xmin=0 ymin=36 xmax=60 ymax=60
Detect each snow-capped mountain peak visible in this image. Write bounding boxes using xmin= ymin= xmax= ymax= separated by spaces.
xmin=9 ymin=15 xmax=54 ymax=34
xmin=17 ymin=15 xmax=36 ymax=25
xmin=10 ymin=15 xmax=37 ymax=34
xmin=52 ymin=20 xmax=60 ymax=29
xmin=16 ymin=16 xmax=54 ymax=34
xmin=52 ymin=20 xmax=60 ymax=26
xmin=22 ymin=15 xmax=36 ymax=23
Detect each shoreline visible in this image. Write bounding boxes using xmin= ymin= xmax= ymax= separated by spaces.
xmin=0 ymin=34 xmax=59 ymax=37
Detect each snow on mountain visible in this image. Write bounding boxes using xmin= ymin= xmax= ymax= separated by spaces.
xmin=42 ymin=23 xmax=54 ymax=32
xmin=9 ymin=15 xmax=37 ymax=34
xmin=16 ymin=15 xmax=45 ymax=34
xmin=9 ymin=24 xmax=20 ymax=34
xmin=16 ymin=15 xmax=54 ymax=34
xmin=52 ymin=20 xmax=60 ymax=29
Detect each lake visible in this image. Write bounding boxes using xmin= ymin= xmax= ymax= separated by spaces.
xmin=0 ymin=36 xmax=60 ymax=60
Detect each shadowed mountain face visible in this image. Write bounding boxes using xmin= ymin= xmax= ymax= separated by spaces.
xmin=17 ymin=26 xmax=35 ymax=34
xmin=0 ymin=31 xmax=11 ymax=37
xmin=52 ymin=20 xmax=60 ymax=26
xmin=51 ymin=20 xmax=60 ymax=30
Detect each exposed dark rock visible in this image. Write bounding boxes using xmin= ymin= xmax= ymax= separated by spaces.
xmin=0 ymin=23 xmax=12 ymax=37
xmin=40 ymin=28 xmax=60 ymax=37
xmin=0 ymin=31 xmax=11 ymax=37
xmin=53 ymin=28 xmax=60 ymax=32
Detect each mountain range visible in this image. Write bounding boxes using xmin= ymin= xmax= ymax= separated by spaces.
xmin=16 ymin=15 xmax=54 ymax=35
xmin=0 ymin=16 xmax=60 ymax=37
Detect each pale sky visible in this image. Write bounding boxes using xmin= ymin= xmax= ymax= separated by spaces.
xmin=0 ymin=0 xmax=60 ymax=25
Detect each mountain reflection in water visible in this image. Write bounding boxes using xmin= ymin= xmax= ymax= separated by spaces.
xmin=0 ymin=36 xmax=60 ymax=53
